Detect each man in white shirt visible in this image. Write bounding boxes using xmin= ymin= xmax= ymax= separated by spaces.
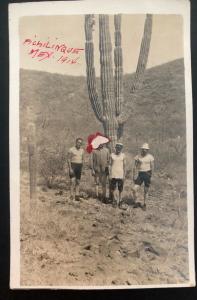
xmin=109 ymin=143 xmax=126 ymax=208
xmin=67 ymin=138 xmax=84 ymax=200
xmin=132 ymin=143 xmax=154 ymax=210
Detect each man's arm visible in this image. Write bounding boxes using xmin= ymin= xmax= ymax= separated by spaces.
xmin=132 ymin=159 xmax=139 ymax=181
xmin=123 ymin=156 xmax=126 ymax=180
xmin=108 ymin=155 xmax=112 ymax=178
xmin=107 ymin=148 xmax=110 ymax=166
xmin=105 ymin=149 xmax=110 ymax=176
xmin=150 ymin=160 xmax=154 ymax=175
xmin=67 ymin=151 xmax=73 ymax=174
xmin=82 ymin=150 xmax=85 ymax=165
xmin=91 ymin=152 xmax=95 ymax=175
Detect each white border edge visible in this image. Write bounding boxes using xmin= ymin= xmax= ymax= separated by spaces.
xmin=9 ymin=3 xmax=21 ymax=289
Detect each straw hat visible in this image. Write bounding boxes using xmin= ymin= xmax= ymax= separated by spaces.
xmin=141 ymin=143 xmax=150 ymax=150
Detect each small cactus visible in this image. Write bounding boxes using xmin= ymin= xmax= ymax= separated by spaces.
xmin=28 ymin=123 xmax=37 ymax=199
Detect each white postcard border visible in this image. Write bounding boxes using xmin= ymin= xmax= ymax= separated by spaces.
xmin=9 ymin=0 xmax=195 ymax=289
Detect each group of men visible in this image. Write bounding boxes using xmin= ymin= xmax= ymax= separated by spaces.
xmin=67 ymin=138 xmax=154 ymax=210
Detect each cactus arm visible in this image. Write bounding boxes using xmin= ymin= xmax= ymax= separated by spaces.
xmin=114 ymin=14 xmax=124 ymax=116
xmin=130 ymin=14 xmax=152 ymax=93
xmin=85 ymin=15 xmax=103 ymax=122
xmin=118 ymin=14 xmax=153 ymax=124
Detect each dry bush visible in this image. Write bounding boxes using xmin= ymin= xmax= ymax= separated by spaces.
xmin=152 ymin=136 xmax=186 ymax=172
xmin=38 ymin=143 xmax=67 ymax=188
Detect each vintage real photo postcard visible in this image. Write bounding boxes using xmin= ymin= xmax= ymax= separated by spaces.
xmin=9 ymin=0 xmax=195 ymax=289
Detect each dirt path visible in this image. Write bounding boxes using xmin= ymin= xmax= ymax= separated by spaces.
xmin=20 ymin=172 xmax=189 ymax=287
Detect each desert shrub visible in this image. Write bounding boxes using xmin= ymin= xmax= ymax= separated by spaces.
xmin=38 ymin=143 xmax=67 ymax=188
xmin=151 ymin=136 xmax=186 ymax=171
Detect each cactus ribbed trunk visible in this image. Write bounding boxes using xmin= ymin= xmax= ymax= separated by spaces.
xmin=99 ymin=15 xmax=115 ymax=117
xmin=114 ymin=14 xmax=123 ymax=117
xmin=85 ymin=14 xmax=152 ymax=150
xmin=28 ymin=123 xmax=37 ymax=199
xmin=114 ymin=14 xmax=124 ymax=142
xmin=99 ymin=15 xmax=117 ymax=149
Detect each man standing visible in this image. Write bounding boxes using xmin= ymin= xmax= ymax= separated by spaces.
xmin=109 ymin=143 xmax=126 ymax=208
xmin=91 ymin=144 xmax=110 ymax=202
xmin=132 ymin=143 xmax=154 ymax=210
xmin=67 ymin=138 xmax=84 ymax=200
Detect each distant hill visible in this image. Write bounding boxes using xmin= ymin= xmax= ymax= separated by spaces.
xmin=124 ymin=58 xmax=186 ymax=148
xmin=20 ymin=58 xmax=186 ymax=164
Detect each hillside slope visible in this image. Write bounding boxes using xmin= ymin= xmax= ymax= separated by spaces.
xmin=20 ymin=58 xmax=185 ymax=148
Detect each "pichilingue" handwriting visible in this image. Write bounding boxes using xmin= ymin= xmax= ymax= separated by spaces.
xmin=23 ymin=36 xmax=84 ymax=64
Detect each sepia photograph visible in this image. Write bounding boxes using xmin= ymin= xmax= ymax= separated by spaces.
xmin=9 ymin=0 xmax=195 ymax=289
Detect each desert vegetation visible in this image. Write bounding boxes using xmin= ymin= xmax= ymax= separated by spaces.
xmin=20 ymin=58 xmax=189 ymax=286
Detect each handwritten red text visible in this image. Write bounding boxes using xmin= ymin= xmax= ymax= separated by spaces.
xmin=23 ymin=36 xmax=84 ymax=65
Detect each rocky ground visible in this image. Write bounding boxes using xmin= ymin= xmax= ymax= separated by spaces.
xmin=20 ymin=171 xmax=189 ymax=287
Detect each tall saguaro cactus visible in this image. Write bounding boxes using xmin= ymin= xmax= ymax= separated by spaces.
xmin=85 ymin=14 xmax=152 ymax=149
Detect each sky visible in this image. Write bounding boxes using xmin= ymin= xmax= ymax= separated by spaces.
xmin=19 ymin=14 xmax=183 ymax=76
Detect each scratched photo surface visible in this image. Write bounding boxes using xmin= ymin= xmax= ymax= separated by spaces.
xmin=19 ymin=14 xmax=189 ymax=286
